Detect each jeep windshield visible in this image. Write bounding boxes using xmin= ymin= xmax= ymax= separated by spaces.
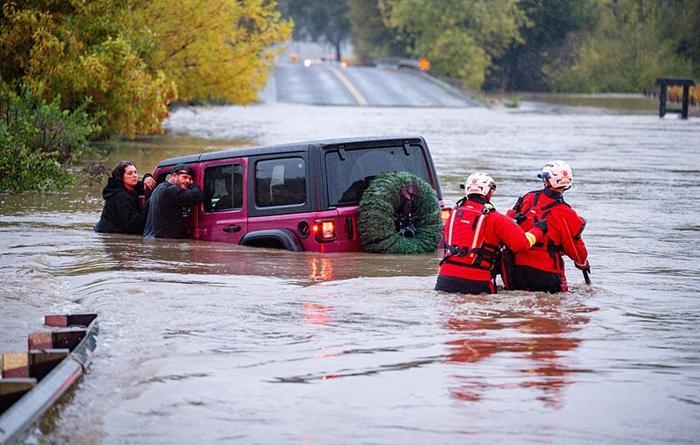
xmin=325 ymin=145 xmax=431 ymax=207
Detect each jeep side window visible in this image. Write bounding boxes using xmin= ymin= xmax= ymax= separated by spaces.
xmin=204 ymin=164 xmax=244 ymax=212
xmin=255 ymin=157 xmax=306 ymax=207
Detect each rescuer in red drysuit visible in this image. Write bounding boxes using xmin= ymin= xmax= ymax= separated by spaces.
xmin=506 ymin=160 xmax=589 ymax=293
xmin=436 ymin=172 xmax=547 ymax=295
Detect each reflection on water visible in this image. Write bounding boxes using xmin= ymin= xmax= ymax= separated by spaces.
xmin=1 ymin=99 xmax=699 ymax=444
xmin=302 ymin=302 xmax=331 ymax=325
xmin=96 ymin=234 xmax=438 ymax=283
xmin=444 ymin=294 xmax=596 ymax=408
xmin=308 ymin=257 xmax=334 ymax=282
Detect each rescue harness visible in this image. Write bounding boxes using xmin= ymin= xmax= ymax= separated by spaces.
xmin=512 ymin=188 xmax=569 ymax=269
xmin=440 ymin=198 xmax=499 ymax=271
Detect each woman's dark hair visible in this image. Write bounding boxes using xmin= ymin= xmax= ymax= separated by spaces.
xmin=111 ymin=161 xmax=136 ymax=182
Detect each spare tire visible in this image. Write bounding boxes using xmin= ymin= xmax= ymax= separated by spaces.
xmin=358 ymin=172 xmax=442 ymax=254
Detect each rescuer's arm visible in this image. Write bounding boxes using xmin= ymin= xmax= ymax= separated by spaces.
xmin=555 ymin=210 xmax=588 ymax=267
xmin=494 ymin=213 xmax=546 ymax=253
xmin=505 ymin=196 xmax=522 ymax=220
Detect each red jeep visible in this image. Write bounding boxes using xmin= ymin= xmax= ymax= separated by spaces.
xmin=151 ymin=136 xmax=443 ymax=252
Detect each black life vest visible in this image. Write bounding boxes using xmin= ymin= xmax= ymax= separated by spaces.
xmin=440 ymin=198 xmax=499 ymax=271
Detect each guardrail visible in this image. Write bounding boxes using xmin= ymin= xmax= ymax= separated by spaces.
xmin=374 ymin=58 xmax=429 ymax=71
xmin=0 ymin=314 xmax=98 ymax=445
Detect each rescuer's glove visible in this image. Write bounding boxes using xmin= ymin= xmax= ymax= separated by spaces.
xmin=513 ymin=212 xmax=526 ymax=224
xmin=575 ymin=260 xmax=591 ymax=274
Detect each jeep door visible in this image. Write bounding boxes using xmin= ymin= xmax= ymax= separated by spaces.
xmin=197 ymin=158 xmax=248 ymax=243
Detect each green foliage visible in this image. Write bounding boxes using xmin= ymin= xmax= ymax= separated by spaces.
xmin=279 ymin=0 xmax=350 ymax=60
xmin=382 ymin=0 xmax=528 ymax=89
xmin=0 ymin=0 xmax=290 ymax=138
xmin=486 ymin=0 xmax=596 ymax=91
xmin=668 ymin=0 xmax=700 ymax=75
xmin=0 ymin=1 xmax=177 ymax=138
xmin=0 ymin=82 xmax=100 ymax=193
xmin=503 ymin=96 xmax=520 ymax=108
xmin=347 ymin=0 xmax=406 ymax=63
xmin=0 ymin=0 xmax=291 ymax=191
xmin=358 ymin=172 xmax=441 ymax=254
xmin=544 ymin=0 xmax=696 ymax=92
xmin=347 ymin=0 xmax=699 ymax=92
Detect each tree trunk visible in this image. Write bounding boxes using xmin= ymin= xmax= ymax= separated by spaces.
xmin=335 ymin=40 xmax=342 ymax=62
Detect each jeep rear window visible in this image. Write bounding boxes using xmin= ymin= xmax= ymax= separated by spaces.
xmin=255 ymin=157 xmax=306 ymax=207
xmin=325 ymin=145 xmax=431 ymax=206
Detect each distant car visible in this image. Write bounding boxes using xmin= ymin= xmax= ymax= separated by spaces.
xmin=150 ymin=136 xmax=443 ymax=252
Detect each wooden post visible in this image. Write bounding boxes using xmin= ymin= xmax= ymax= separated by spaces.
xmin=0 ymin=379 xmax=37 ymax=415
xmin=28 ymin=329 xmax=86 ymax=351
xmin=655 ymin=78 xmax=695 ymax=119
xmin=1 ymin=353 xmax=29 ymax=379
xmin=28 ymin=349 xmax=70 ymax=380
xmin=45 ymin=313 xmax=97 ymax=327
xmin=659 ymin=84 xmax=667 ymax=117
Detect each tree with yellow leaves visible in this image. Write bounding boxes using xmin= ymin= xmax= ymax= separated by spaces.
xmin=136 ymin=0 xmax=291 ymax=104
xmin=0 ymin=0 xmax=291 ymax=136
xmin=0 ymin=1 xmax=177 ymax=137
xmin=0 ymin=0 xmax=291 ymax=192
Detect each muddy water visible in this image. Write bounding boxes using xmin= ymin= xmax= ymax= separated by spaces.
xmin=1 ymin=100 xmax=699 ymax=444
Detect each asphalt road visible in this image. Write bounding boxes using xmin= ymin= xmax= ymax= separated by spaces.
xmin=274 ymin=63 xmax=478 ymax=107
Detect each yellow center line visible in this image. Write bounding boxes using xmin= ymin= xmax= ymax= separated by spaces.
xmin=328 ymin=66 xmax=368 ymax=106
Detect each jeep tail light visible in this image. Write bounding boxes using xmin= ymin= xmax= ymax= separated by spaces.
xmin=441 ymin=208 xmax=451 ymax=221
xmin=313 ymin=219 xmax=337 ymax=242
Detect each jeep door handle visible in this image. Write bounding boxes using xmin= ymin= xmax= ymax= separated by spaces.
xmin=223 ymin=224 xmax=241 ymax=233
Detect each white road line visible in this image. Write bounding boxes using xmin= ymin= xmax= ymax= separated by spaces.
xmin=328 ymin=66 xmax=369 ymax=106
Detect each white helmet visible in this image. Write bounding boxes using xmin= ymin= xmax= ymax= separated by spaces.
xmin=538 ymin=160 xmax=573 ymax=190
xmin=464 ymin=171 xmax=496 ymax=196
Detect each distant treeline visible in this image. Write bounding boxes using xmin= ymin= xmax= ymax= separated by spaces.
xmin=280 ymin=0 xmax=700 ymax=93
xmin=0 ymin=0 xmax=290 ymax=192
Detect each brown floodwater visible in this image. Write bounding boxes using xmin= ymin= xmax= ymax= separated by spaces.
xmin=1 ymin=98 xmax=699 ymax=444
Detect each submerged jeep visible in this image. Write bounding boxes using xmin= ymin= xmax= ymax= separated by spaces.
xmin=151 ymin=136 xmax=443 ymax=252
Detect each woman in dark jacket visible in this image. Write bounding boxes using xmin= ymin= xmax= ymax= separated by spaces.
xmin=94 ymin=161 xmax=155 ymax=234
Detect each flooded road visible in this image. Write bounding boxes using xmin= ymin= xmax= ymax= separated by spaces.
xmin=1 ymin=100 xmax=699 ymax=444
xmin=274 ymin=63 xmax=476 ymax=107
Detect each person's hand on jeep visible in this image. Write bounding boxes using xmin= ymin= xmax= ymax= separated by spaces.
xmin=143 ymin=175 xmax=156 ymax=190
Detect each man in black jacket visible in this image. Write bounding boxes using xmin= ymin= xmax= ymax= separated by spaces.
xmin=143 ymin=164 xmax=205 ymax=238
xmin=95 ymin=161 xmax=155 ymax=234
